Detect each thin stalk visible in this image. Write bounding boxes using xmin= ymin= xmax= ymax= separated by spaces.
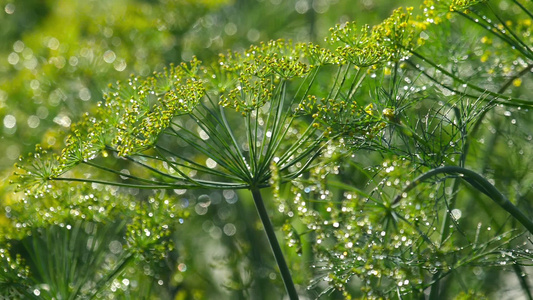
xmin=513 ymin=0 xmax=533 ymax=19
xmin=152 ymin=146 xmax=242 ymax=180
xmin=332 ymin=64 xmax=352 ymax=100
xmin=166 ymin=121 xmax=247 ymax=178
xmin=218 ymin=104 xmax=249 ymax=169
xmin=437 ymin=87 xmax=487 ymax=236
xmin=498 ymin=63 xmax=533 ymax=94
xmin=347 ymin=67 xmax=366 ymax=100
xmin=513 ymin=263 xmax=533 ymax=300
xmin=326 ymin=65 xmax=344 ymax=100
xmin=408 ymin=51 xmax=533 ymax=107
xmin=456 ymin=10 xmax=528 ymax=57
xmin=250 ymin=188 xmax=298 ymax=299
xmin=428 ymin=178 xmax=461 ymax=300
xmin=486 ymin=4 xmax=533 ymax=57
xmin=82 ymin=160 xmax=171 ymax=186
xmin=52 ymin=176 xmax=248 ymax=190
xmin=256 ymin=79 xmax=285 ymax=172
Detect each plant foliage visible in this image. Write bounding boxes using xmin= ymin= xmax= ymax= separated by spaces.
xmin=2 ymin=0 xmax=533 ymax=299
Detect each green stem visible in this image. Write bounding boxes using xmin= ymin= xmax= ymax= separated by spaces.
xmin=250 ymin=188 xmax=298 ymax=299
xmin=52 ymin=176 xmax=249 ymax=190
xmin=498 ymin=63 xmax=533 ymax=94
xmin=513 ymin=250 xmax=533 ymax=300
xmin=428 ymin=275 xmax=440 ymax=300
xmin=393 ymin=166 xmax=533 ymax=234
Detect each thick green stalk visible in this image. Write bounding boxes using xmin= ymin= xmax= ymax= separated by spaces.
xmin=393 ymin=166 xmax=533 ymax=234
xmin=250 ymin=188 xmax=298 ymax=299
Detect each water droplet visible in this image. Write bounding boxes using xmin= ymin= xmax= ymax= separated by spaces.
xmin=103 ymin=50 xmax=116 ymax=64
xmin=451 ymin=209 xmax=462 ymax=220
xmin=178 ymin=263 xmax=187 ymax=272
xmin=206 ymin=158 xmax=217 ymax=169
xmin=198 ymin=194 xmax=211 ymax=208
xmin=4 ymin=3 xmax=15 ymax=14
xmin=223 ymin=223 xmax=236 ymax=236
xmin=3 ymin=114 xmax=16 ymax=129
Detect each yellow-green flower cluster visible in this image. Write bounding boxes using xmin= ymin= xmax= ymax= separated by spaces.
xmin=216 ymin=40 xmax=313 ymax=115
xmin=421 ymin=0 xmax=487 ymax=22
xmin=14 ymin=58 xmax=208 ymax=190
xmin=329 ymin=7 xmax=419 ymax=66
xmin=60 ymin=114 xmax=108 ymax=170
xmin=371 ymin=7 xmax=418 ymax=62
xmin=298 ymin=42 xmax=339 ymax=67
xmin=111 ymin=61 xmax=205 ymax=157
xmin=14 ymin=145 xmax=62 ymax=191
xmin=329 ymin=23 xmax=383 ymax=66
xmin=245 ymin=40 xmax=310 ymax=79
xmin=14 ymin=4 xmax=449 ymax=193
xmin=298 ymin=95 xmax=387 ymax=141
xmin=69 ymin=58 xmax=205 ymax=161
xmin=449 ymin=0 xmax=487 ymax=12
xmin=219 ymin=75 xmax=273 ymax=114
xmin=218 ymin=40 xmax=311 ymax=79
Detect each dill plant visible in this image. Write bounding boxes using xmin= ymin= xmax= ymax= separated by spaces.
xmin=12 ymin=7 xmax=417 ymax=298
xmin=14 ymin=40 xmax=334 ymax=298
xmin=5 ymin=0 xmax=533 ymax=299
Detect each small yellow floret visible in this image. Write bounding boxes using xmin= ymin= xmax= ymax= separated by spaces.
xmin=480 ymin=36 xmax=491 ymax=44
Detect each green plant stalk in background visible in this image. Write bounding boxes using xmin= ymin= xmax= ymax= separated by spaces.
xmin=393 ymin=166 xmax=533 ymax=234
